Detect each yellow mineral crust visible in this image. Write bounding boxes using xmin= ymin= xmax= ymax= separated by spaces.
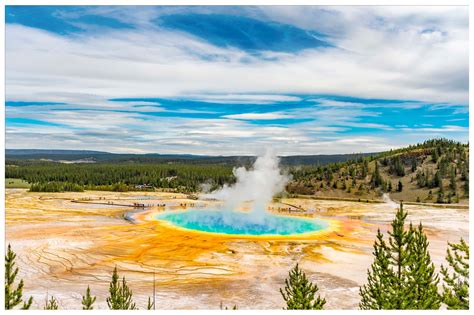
xmin=5 ymin=189 xmax=468 ymax=309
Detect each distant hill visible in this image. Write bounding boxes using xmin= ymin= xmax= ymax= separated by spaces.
xmin=5 ymin=149 xmax=375 ymax=166
xmin=6 ymin=149 xmax=109 ymax=155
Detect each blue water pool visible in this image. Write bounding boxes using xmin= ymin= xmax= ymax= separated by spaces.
xmin=155 ymin=210 xmax=328 ymax=236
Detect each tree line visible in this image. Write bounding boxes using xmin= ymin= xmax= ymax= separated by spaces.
xmin=6 ymin=163 xmax=235 ymax=193
xmin=5 ymin=203 xmax=469 ymax=310
xmin=4 ymin=139 xmax=469 ymax=201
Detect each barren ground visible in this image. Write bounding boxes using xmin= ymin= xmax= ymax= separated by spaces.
xmin=5 ymin=189 xmax=468 ymax=309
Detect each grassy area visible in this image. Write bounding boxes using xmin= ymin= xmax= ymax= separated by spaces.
xmin=5 ymin=178 xmax=31 ymax=188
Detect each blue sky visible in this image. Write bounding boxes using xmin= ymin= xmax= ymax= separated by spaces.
xmin=5 ymin=6 xmax=469 ymax=155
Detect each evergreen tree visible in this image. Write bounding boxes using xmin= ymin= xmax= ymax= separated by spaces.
xmin=280 ymin=263 xmax=326 ymax=310
xmin=106 ymin=267 xmax=137 ymax=310
xmin=440 ymin=238 xmax=469 ymax=309
xmin=389 ymin=157 xmax=405 ymax=176
xmin=461 ymin=166 xmax=468 ymax=181
xmin=397 ymin=180 xmax=403 ymax=192
xmin=385 ymin=202 xmax=414 ymax=309
xmin=449 ymin=169 xmax=457 ymax=191
xmin=361 ymin=160 xmax=369 ymax=178
xmin=81 ymin=286 xmax=96 ymax=310
xmin=433 ymin=172 xmax=442 ymax=188
xmin=44 ymin=296 xmax=59 ymax=310
xmin=360 ymin=203 xmax=440 ymax=309
xmin=407 ymin=223 xmax=441 ymax=309
xmin=437 ymin=187 xmax=445 ymax=203
xmin=432 ymin=150 xmax=439 ymax=163
xmin=147 ymin=297 xmax=154 ymax=310
xmin=371 ymin=162 xmax=383 ymax=188
xmin=359 ymin=229 xmax=395 ymax=309
xmin=5 ymin=244 xmax=33 ymax=310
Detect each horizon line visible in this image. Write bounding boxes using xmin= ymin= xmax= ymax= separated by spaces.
xmin=5 ymin=148 xmax=381 ymax=157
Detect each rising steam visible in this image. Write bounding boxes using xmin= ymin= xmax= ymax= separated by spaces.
xmin=203 ymin=149 xmax=290 ymax=224
xmin=382 ymin=193 xmax=398 ymax=209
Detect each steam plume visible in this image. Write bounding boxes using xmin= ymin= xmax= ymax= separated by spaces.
xmin=382 ymin=193 xmax=398 ymax=209
xmin=204 ymin=149 xmax=290 ymax=223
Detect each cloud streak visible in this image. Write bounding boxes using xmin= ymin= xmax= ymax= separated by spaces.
xmin=5 ymin=6 xmax=469 ymax=155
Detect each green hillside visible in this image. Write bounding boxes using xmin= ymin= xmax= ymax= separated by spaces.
xmin=287 ymin=139 xmax=469 ymax=204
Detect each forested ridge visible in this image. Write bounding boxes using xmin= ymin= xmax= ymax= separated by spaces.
xmin=6 ymin=163 xmax=234 ymax=193
xmin=288 ymin=139 xmax=469 ymax=203
xmin=5 ymin=138 xmax=469 ymax=203
xmin=5 ymin=150 xmax=372 ymax=166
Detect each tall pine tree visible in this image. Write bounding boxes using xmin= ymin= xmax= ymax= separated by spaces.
xmin=360 ymin=203 xmax=440 ymax=309
xmin=280 ymin=263 xmax=326 ymax=310
xmin=371 ymin=162 xmax=383 ymax=188
xmin=5 ymin=244 xmax=33 ymax=310
xmin=440 ymin=238 xmax=469 ymax=309
xmin=407 ymin=223 xmax=441 ymax=309
xmin=106 ymin=267 xmax=137 ymax=310
xmin=359 ymin=229 xmax=395 ymax=309
xmin=81 ymin=286 xmax=96 ymax=310
xmin=386 ymin=202 xmax=414 ymax=309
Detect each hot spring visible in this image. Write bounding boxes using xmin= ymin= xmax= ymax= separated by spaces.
xmin=155 ymin=210 xmax=329 ymax=236
xmin=154 ymin=149 xmax=328 ymax=236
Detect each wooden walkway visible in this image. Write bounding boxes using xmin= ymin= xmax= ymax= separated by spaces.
xmin=71 ymin=200 xmax=146 ymax=208
xmin=278 ymin=202 xmax=306 ymax=212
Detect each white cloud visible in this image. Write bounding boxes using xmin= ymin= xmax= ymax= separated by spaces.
xmin=5 ymin=6 xmax=469 ymax=155
xmin=401 ymin=125 xmax=469 ymax=133
xmin=223 ymin=113 xmax=293 ymax=120
xmin=6 ymin=6 xmax=468 ymax=105
xmin=186 ymin=94 xmax=301 ymax=104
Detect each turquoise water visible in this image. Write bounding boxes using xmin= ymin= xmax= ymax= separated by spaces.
xmin=155 ymin=210 xmax=328 ymax=236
